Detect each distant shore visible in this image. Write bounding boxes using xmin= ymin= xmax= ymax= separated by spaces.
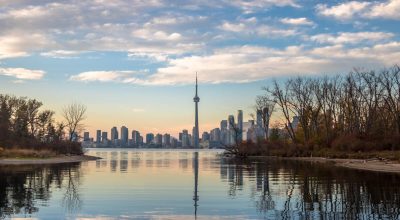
xmin=270 ymin=156 xmax=400 ymax=174
xmin=0 ymin=155 xmax=101 ymax=165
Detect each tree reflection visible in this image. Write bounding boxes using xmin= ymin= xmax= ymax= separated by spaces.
xmin=221 ymin=158 xmax=400 ymax=219
xmin=0 ymin=163 xmax=82 ymax=218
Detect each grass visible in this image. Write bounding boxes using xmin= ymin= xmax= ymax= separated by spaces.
xmin=0 ymin=147 xmax=58 ymax=159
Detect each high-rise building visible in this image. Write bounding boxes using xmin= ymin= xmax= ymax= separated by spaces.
xmin=182 ymin=129 xmax=190 ymax=147
xmin=121 ymin=126 xmax=128 ymax=147
xmin=111 ymin=127 xmax=118 ymax=141
xmin=220 ymin=120 xmax=228 ymax=145
xmin=210 ymin=128 xmax=221 ymax=142
xmin=132 ymin=130 xmax=141 ymax=146
xmin=220 ymin=120 xmax=227 ymax=131
xmin=228 ymin=115 xmax=235 ymax=145
xmin=237 ymin=110 xmax=243 ymax=142
xmin=202 ymin=132 xmax=210 ymax=142
xmin=179 ymin=132 xmax=183 ymax=141
xmin=256 ymin=109 xmax=263 ymax=127
xmin=146 ymin=133 xmax=154 ymax=144
xmin=162 ymin=133 xmax=171 ymax=147
xmin=101 ymin=131 xmax=108 ymax=144
xmin=83 ymin=132 xmax=90 ymax=141
xmin=193 ymin=73 xmax=200 ymax=149
xmin=96 ymin=130 xmax=101 ymax=143
xmin=155 ymin=133 xmax=162 ymax=146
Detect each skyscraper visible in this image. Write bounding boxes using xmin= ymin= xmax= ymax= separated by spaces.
xmin=121 ymin=126 xmax=128 ymax=147
xmin=146 ymin=133 xmax=154 ymax=144
xmin=237 ymin=110 xmax=243 ymax=142
xmin=228 ymin=115 xmax=235 ymax=145
xmin=111 ymin=127 xmax=118 ymax=140
xmin=101 ymin=131 xmax=108 ymax=144
xmin=96 ymin=130 xmax=101 ymax=144
xmin=193 ymin=73 xmax=200 ymax=149
xmin=83 ymin=132 xmax=90 ymax=141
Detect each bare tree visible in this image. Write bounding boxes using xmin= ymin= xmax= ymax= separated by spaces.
xmin=62 ymin=103 xmax=87 ymax=142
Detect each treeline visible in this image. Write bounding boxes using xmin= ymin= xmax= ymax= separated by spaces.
xmin=235 ymin=65 xmax=400 ymax=158
xmin=0 ymin=94 xmax=83 ymax=155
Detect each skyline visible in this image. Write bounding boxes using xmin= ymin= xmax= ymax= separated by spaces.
xmin=0 ymin=0 xmax=399 ymax=137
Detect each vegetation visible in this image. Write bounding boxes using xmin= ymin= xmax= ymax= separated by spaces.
xmin=227 ymin=65 xmax=400 ymax=161
xmin=0 ymin=94 xmax=85 ymax=157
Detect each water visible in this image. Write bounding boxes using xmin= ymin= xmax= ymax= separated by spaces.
xmin=1 ymin=149 xmax=400 ymax=219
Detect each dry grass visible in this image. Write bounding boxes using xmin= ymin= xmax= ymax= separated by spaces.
xmin=0 ymin=148 xmax=57 ymax=159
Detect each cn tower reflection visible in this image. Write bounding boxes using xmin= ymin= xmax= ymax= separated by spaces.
xmin=193 ymin=152 xmax=199 ymax=219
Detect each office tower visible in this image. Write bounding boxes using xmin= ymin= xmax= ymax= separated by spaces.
xmin=83 ymin=132 xmax=90 ymax=141
xmin=179 ymin=132 xmax=183 ymax=141
xmin=193 ymin=73 xmax=200 ymax=148
xmin=182 ymin=129 xmax=189 ymax=147
xmin=202 ymin=132 xmax=210 ymax=142
xmin=155 ymin=133 xmax=162 ymax=146
xmin=171 ymin=138 xmax=178 ymax=148
xmin=220 ymin=119 xmax=228 ymax=145
xmin=220 ymin=120 xmax=227 ymax=131
xmin=228 ymin=115 xmax=235 ymax=145
xmin=237 ymin=110 xmax=243 ymax=142
xmin=132 ymin=130 xmax=141 ymax=146
xmin=96 ymin=130 xmax=101 ymax=143
xmin=256 ymin=109 xmax=263 ymax=127
xmin=146 ymin=133 xmax=154 ymax=144
xmin=121 ymin=126 xmax=128 ymax=147
xmin=101 ymin=131 xmax=108 ymax=144
xmin=210 ymin=128 xmax=221 ymax=142
xmin=163 ymin=133 xmax=171 ymax=147
xmin=111 ymin=127 xmax=118 ymax=140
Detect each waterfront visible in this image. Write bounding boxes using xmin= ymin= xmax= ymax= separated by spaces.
xmin=1 ymin=149 xmax=400 ymax=219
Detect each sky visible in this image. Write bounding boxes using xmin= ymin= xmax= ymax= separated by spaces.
xmin=0 ymin=0 xmax=399 ymax=138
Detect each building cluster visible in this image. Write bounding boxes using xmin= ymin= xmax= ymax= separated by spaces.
xmin=82 ymin=112 xmax=300 ymax=149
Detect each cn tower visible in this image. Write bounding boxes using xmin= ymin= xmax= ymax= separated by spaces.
xmin=193 ymin=73 xmax=200 ymax=149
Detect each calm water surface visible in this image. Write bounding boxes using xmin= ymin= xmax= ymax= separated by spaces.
xmin=1 ymin=149 xmax=400 ymax=219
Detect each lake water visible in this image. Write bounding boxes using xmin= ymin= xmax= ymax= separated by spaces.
xmin=1 ymin=149 xmax=400 ymax=219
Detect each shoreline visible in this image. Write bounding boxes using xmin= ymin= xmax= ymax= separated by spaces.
xmin=249 ymin=156 xmax=400 ymax=174
xmin=0 ymin=155 xmax=101 ymax=165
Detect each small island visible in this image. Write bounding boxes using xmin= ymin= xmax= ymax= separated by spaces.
xmin=0 ymin=95 xmax=99 ymax=165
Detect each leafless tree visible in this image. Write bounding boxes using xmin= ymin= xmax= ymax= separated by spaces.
xmin=62 ymin=103 xmax=87 ymax=142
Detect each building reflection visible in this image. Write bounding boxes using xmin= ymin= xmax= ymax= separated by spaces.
xmin=2 ymin=150 xmax=400 ymax=219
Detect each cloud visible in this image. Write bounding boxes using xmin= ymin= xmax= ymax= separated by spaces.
xmin=309 ymin=32 xmax=394 ymax=44
xmin=316 ymin=0 xmax=400 ymax=20
xmin=0 ymin=34 xmax=51 ymax=59
xmin=70 ymin=42 xmax=400 ymax=85
xmin=226 ymin=0 xmax=300 ymax=12
xmin=280 ymin=17 xmax=314 ymax=26
xmin=40 ymin=50 xmax=88 ymax=59
xmin=316 ymin=1 xmax=370 ymax=20
xmin=367 ymin=0 xmax=400 ymax=19
xmin=0 ymin=67 xmax=45 ymax=80
xmin=69 ymin=70 xmax=148 ymax=84
xmin=219 ymin=19 xmax=298 ymax=37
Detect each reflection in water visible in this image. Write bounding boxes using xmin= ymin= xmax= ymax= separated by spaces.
xmin=193 ymin=152 xmax=199 ymax=218
xmin=1 ymin=150 xmax=400 ymax=219
xmin=0 ymin=163 xmax=82 ymax=219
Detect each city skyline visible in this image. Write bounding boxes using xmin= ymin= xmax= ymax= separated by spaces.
xmin=0 ymin=0 xmax=399 ymax=137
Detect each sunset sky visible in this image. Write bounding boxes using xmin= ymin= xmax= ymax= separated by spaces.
xmin=0 ymin=0 xmax=399 ymax=137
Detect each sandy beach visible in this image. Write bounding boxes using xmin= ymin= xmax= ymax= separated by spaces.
xmin=0 ymin=155 xmax=100 ymax=165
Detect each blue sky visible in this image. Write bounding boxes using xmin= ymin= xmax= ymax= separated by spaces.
xmin=0 ymin=0 xmax=399 ymax=137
